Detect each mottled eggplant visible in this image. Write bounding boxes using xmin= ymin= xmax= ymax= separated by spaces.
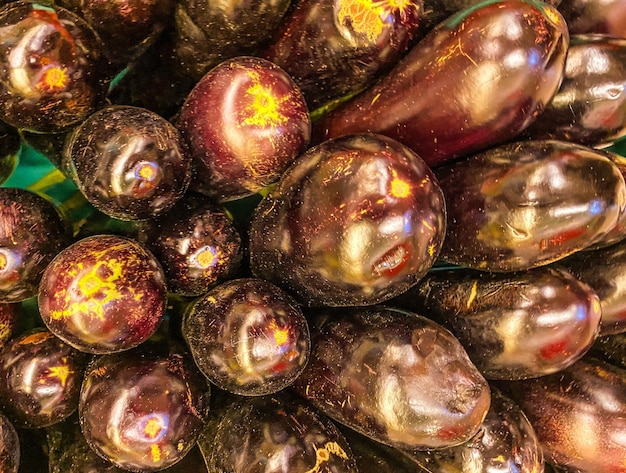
xmin=197 ymin=391 xmax=357 ymax=473
xmin=293 ymin=306 xmax=491 ymax=450
xmin=248 ymin=133 xmax=446 ymax=307
xmin=434 ymin=140 xmax=626 ymax=272
xmin=0 ymin=329 xmax=89 ymax=429
xmin=261 ymin=0 xmax=425 ymax=112
xmin=558 ymin=238 xmax=626 ymax=335
xmin=524 ymin=34 xmax=626 ymax=148
xmin=391 ymin=266 xmax=601 ymax=379
xmin=497 ymin=357 xmax=626 ymax=473
xmin=313 ymin=0 xmax=569 ymax=167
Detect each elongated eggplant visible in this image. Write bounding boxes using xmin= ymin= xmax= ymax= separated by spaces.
xmin=497 ymin=357 xmax=626 ymax=473
xmin=293 ymin=306 xmax=491 ymax=450
xmin=434 ymin=140 xmax=626 ymax=272
xmin=524 ymin=34 xmax=626 ymax=148
xmin=558 ymin=238 xmax=626 ymax=335
xmin=558 ymin=0 xmax=626 ymax=39
xmin=248 ymin=133 xmax=446 ymax=307
xmin=402 ymin=388 xmax=543 ymax=473
xmin=261 ymin=0 xmax=424 ymax=112
xmin=197 ymin=391 xmax=357 ymax=473
xmin=313 ymin=0 xmax=569 ymax=167
xmin=392 ymin=266 xmax=601 ymax=379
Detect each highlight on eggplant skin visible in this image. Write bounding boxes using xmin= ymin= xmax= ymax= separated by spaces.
xmin=523 ymin=34 xmax=626 ymax=148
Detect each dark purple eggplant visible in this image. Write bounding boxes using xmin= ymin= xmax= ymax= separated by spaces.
xmin=497 ymin=357 xmax=626 ymax=472
xmin=293 ymin=306 xmax=491 ymax=451
xmin=138 ymin=193 xmax=243 ymax=297
xmin=434 ymin=140 xmax=625 ymax=272
xmin=558 ymin=0 xmax=626 ymax=38
xmin=56 ymin=0 xmax=175 ymax=64
xmin=0 ymin=329 xmax=89 ymax=429
xmin=524 ymin=34 xmax=626 ymax=148
xmin=392 ymin=266 xmax=601 ymax=379
xmin=558 ymin=238 xmax=626 ymax=335
xmin=79 ymin=344 xmax=210 ymax=472
xmin=0 ymin=187 xmax=72 ymax=303
xmin=177 ymin=56 xmax=311 ymax=202
xmin=0 ymin=2 xmax=109 ymax=133
xmin=64 ymin=105 xmax=192 ymax=221
xmin=197 ymin=391 xmax=357 ymax=472
xmin=248 ymin=133 xmax=446 ymax=307
xmin=182 ymin=278 xmax=310 ymax=396
xmin=261 ymin=0 xmax=425 ymax=112
xmin=402 ymin=388 xmax=543 ymax=472
xmin=313 ymin=0 xmax=569 ymax=167
xmin=173 ymin=0 xmax=291 ymax=80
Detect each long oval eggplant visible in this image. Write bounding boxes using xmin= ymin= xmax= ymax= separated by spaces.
xmin=497 ymin=357 xmax=626 ymax=473
xmin=391 ymin=266 xmax=601 ymax=379
xmin=313 ymin=0 xmax=569 ymax=167
xmin=524 ymin=34 xmax=626 ymax=148
xmin=434 ymin=140 xmax=626 ymax=271
xmin=293 ymin=306 xmax=491 ymax=451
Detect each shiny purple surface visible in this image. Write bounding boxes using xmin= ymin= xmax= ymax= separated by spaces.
xmin=38 ymin=235 xmax=167 ymax=354
xmin=79 ymin=347 xmax=210 ymax=472
xmin=183 ymin=278 xmax=310 ymax=396
xmin=249 ymin=133 xmax=446 ymax=307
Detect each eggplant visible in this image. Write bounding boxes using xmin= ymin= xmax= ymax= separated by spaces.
xmin=524 ymin=34 xmax=626 ymax=148
xmin=558 ymin=238 xmax=626 ymax=335
xmin=497 ymin=357 xmax=626 ymax=472
xmin=292 ymin=306 xmax=491 ymax=451
xmin=173 ymin=0 xmax=291 ymax=80
xmin=313 ymin=0 xmax=569 ymax=168
xmin=391 ymin=266 xmax=601 ymax=379
xmin=197 ymin=391 xmax=357 ymax=473
xmin=434 ymin=140 xmax=626 ymax=272
xmin=402 ymin=388 xmax=543 ymax=473
xmin=261 ymin=0 xmax=425 ymax=112
xmin=248 ymin=133 xmax=446 ymax=307
xmin=558 ymin=0 xmax=626 ymax=39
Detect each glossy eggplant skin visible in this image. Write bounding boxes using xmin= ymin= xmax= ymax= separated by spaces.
xmin=173 ymin=0 xmax=291 ymax=80
xmin=558 ymin=0 xmax=626 ymax=39
xmin=0 ymin=2 xmax=108 ymax=133
xmin=197 ymin=391 xmax=357 ymax=473
xmin=0 ymin=329 xmax=89 ymax=429
xmin=182 ymin=278 xmax=310 ymax=396
xmin=249 ymin=133 xmax=446 ymax=307
xmin=313 ymin=0 xmax=569 ymax=167
xmin=558 ymin=238 xmax=626 ymax=335
xmin=56 ymin=0 xmax=175 ymax=64
xmin=403 ymin=388 xmax=543 ymax=473
xmin=434 ymin=140 xmax=626 ymax=272
xmin=392 ymin=266 xmax=601 ymax=379
xmin=293 ymin=306 xmax=491 ymax=451
xmin=524 ymin=34 xmax=626 ymax=148
xmin=497 ymin=357 xmax=626 ymax=473
xmin=261 ymin=0 xmax=424 ymax=111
